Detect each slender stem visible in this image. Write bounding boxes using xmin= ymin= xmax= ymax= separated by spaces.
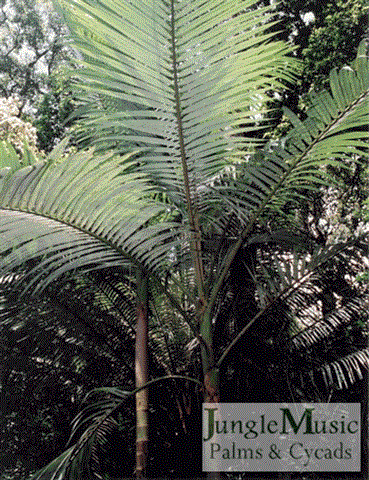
xmin=135 ymin=269 xmax=149 ymax=478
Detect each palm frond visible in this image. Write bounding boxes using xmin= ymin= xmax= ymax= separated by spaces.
xmin=55 ymin=0 xmax=296 ymax=197
xmin=29 ymin=446 xmax=76 ymax=480
xmin=29 ymin=374 xmax=203 ymax=480
xmin=29 ymin=387 xmax=129 ymax=480
xmin=205 ymin=47 xmax=368 ymax=312
xmin=0 ymin=270 xmax=136 ymax=384
xmin=319 ymin=348 xmax=369 ymax=391
xmin=149 ymin=279 xmax=197 ymax=375
xmin=290 ymin=296 xmax=369 ymax=350
xmin=74 ymin=270 xmax=137 ymax=336
xmin=249 ymin=239 xmax=369 ymax=394
xmin=216 ymin=237 xmax=368 ymax=367
xmin=0 ymin=150 xmax=183 ymax=293
xmin=225 ymin=47 xmax=368 ymax=213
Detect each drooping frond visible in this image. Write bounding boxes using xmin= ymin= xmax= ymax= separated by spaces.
xmin=74 ymin=270 xmax=137 ymax=337
xmin=250 ymin=240 xmax=369 ymax=393
xmin=290 ymin=295 xmax=369 ymax=351
xmin=216 ymin=237 xmax=368 ymax=368
xmin=29 ymin=387 xmax=129 ymax=480
xmin=0 ymin=150 xmax=184 ymax=293
xmin=29 ymin=374 xmax=203 ymax=480
xmin=319 ymin=349 xmax=369 ymax=391
xmin=0 ymin=270 xmax=137 ymax=384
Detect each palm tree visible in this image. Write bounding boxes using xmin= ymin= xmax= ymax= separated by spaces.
xmin=0 ymin=0 xmax=368 ymax=477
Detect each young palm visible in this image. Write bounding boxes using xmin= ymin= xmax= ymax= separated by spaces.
xmin=0 ymin=0 xmax=368 ymax=477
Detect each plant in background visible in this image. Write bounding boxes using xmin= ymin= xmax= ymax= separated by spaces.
xmin=0 ymin=0 xmax=71 ymax=112
xmin=35 ymin=70 xmax=77 ymax=153
xmin=301 ymin=0 xmax=368 ymax=90
xmin=0 ymin=0 xmax=368 ymax=478
xmin=0 ymin=97 xmax=38 ymax=153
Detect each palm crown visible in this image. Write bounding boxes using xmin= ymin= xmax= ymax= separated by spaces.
xmin=0 ymin=0 xmax=368 ymax=477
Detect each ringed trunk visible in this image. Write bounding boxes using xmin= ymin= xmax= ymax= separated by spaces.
xmin=135 ymin=271 xmax=149 ymax=478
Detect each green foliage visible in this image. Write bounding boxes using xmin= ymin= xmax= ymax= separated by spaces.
xmin=263 ymin=0 xmax=368 ymax=140
xmin=302 ymin=0 xmax=368 ymax=90
xmin=0 ymin=140 xmax=39 ymax=171
xmin=34 ymin=71 xmax=76 ymax=153
xmin=0 ymin=0 xmax=368 ymax=477
xmin=0 ymin=0 xmax=71 ymax=112
xmin=0 ymin=0 xmax=78 ymax=153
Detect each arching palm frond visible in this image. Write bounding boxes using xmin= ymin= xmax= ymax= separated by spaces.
xmin=288 ymin=295 xmax=369 ymax=395
xmin=216 ymin=238 xmax=368 ymax=367
xmin=200 ymin=47 xmax=369 ymax=317
xmin=28 ymin=373 xmax=203 ymax=480
xmin=227 ymin=46 xmax=368 ymax=214
xmin=0 ymin=149 xmax=185 ymax=293
xmin=29 ymin=387 xmax=130 ymax=480
xmin=290 ymin=298 xmax=368 ymax=350
xmin=52 ymin=0 xmax=301 ymax=319
xmin=54 ymin=1 xmax=368 ymax=252
xmin=0 ymin=2 xmax=366 ymax=310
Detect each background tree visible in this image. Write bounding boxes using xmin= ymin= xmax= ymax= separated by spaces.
xmin=265 ymin=0 xmax=368 ymax=111
xmin=0 ymin=0 xmax=70 ymax=112
xmin=300 ymin=0 xmax=368 ymax=91
xmin=0 ymin=96 xmax=38 ymax=154
xmin=34 ymin=71 xmax=76 ymax=153
xmin=0 ymin=0 xmax=77 ymax=152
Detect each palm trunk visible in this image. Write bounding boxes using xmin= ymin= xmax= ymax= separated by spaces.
xmin=204 ymin=368 xmax=222 ymax=480
xmin=135 ymin=269 xmax=149 ymax=478
xmin=200 ymin=312 xmax=222 ymax=479
xmin=200 ymin=312 xmax=219 ymax=403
